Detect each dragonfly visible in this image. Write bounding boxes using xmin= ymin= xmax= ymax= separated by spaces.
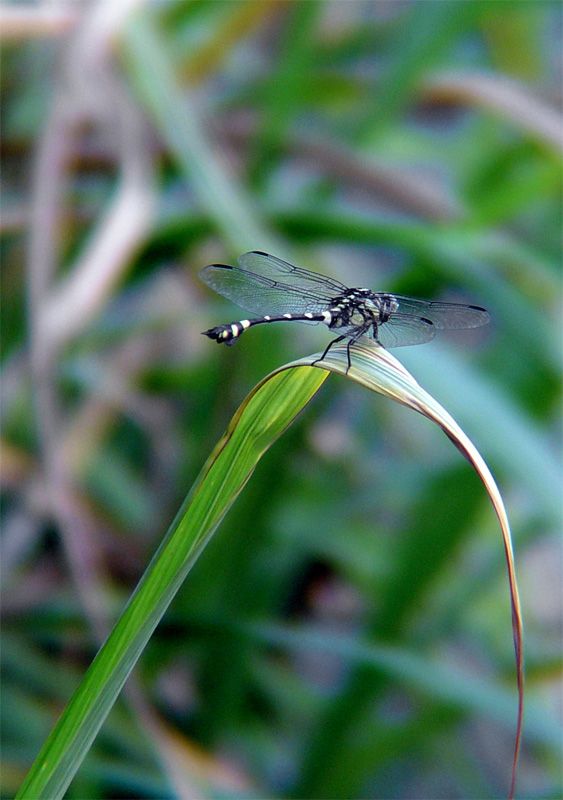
xmin=200 ymin=251 xmax=490 ymax=372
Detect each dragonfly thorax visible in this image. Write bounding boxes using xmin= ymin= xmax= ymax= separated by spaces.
xmin=328 ymin=289 xmax=399 ymax=330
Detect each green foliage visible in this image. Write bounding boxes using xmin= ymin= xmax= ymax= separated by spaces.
xmin=2 ymin=1 xmax=561 ymax=798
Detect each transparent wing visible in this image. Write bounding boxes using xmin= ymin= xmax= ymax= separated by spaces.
xmin=327 ymin=315 xmax=436 ymax=348
xmin=390 ymin=294 xmax=490 ymax=329
xmin=375 ymin=314 xmax=436 ymax=348
xmin=199 ymin=253 xmax=346 ymax=319
xmin=239 ymin=252 xmax=348 ymax=298
xmin=199 ymin=265 xmax=329 ymax=319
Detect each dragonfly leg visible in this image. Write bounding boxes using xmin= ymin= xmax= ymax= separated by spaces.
xmin=345 ymin=331 xmax=369 ymax=373
xmin=346 ymin=339 xmax=353 ymax=373
xmin=312 ymin=335 xmax=347 ymax=369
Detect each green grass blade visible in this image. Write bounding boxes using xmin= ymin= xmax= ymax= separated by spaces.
xmin=16 ymin=365 xmax=328 ymax=800
xmin=287 ymin=341 xmax=523 ymax=800
xmin=17 ymin=339 xmax=522 ymax=800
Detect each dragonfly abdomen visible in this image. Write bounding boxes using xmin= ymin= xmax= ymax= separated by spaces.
xmin=202 ymin=310 xmax=332 ymax=345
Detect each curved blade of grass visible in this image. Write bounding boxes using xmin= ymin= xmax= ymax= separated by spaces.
xmin=18 ymin=341 xmax=522 ymax=800
xmin=288 ymin=341 xmax=523 ymax=800
xmin=16 ymin=366 xmax=329 ymax=800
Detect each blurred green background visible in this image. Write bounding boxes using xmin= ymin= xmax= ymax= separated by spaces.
xmin=1 ymin=1 xmax=561 ymax=798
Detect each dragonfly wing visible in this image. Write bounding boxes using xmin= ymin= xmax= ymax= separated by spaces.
xmin=391 ymin=295 xmax=490 ymax=329
xmin=376 ymin=314 xmax=436 ymax=348
xmin=199 ymin=264 xmax=329 ymax=319
xmin=238 ymin=252 xmax=348 ymax=300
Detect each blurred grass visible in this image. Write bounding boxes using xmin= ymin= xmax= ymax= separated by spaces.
xmin=1 ymin=1 xmax=561 ymax=799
